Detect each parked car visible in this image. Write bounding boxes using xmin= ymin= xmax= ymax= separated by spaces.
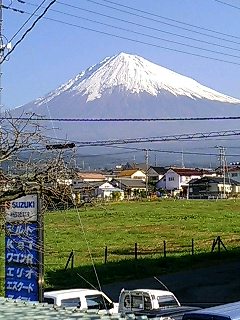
xmin=44 ymin=288 xmax=118 ymax=313
xmin=118 ymin=288 xmax=200 ymax=319
xmin=182 ymin=301 xmax=240 ymax=320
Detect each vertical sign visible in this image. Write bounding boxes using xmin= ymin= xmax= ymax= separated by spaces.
xmin=5 ymin=194 xmax=43 ymax=302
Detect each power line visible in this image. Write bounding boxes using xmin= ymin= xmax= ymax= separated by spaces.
xmin=98 ymin=0 xmax=240 ymax=41
xmin=84 ymin=0 xmax=240 ymax=45
xmin=10 ymin=10 xmax=240 ymax=66
xmin=57 ymin=129 xmax=240 ymax=148
xmin=104 ymin=144 xmax=240 ymax=158
xmin=18 ymin=129 xmax=240 ymax=154
xmin=2 ymin=5 xmax=24 ymax=13
xmin=2 ymin=116 xmax=240 ymax=122
xmin=9 ymin=0 xmax=49 ymax=43
xmin=37 ymin=1 xmax=240 ymax=53
xmin=1 ymin=0 xmax=57 ymax=63
xmin=213 ymin=0 xmax=240 ymax=10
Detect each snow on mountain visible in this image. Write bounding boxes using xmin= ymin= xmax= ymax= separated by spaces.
xmin=15 ymin=52 xmax=240 ymax=156
xmin=33 ymin=52 xmax=240 ymax=107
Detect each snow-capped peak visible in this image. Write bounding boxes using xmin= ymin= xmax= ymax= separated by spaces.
xmin=35 ymin=52 xmax=240 ymax=105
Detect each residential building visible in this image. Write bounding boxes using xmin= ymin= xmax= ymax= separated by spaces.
xmin=111 ymin=178 xmax=146 ymax=198
xmin=156 ymin=167 xmax=216 ymax=196
xmin=147 ymin=166 xmax=167 ymax=184
xmin=94 ymin=181 xmax=124 ymax=200
xmin=226 ymin=166 xmax=240 ymax=183
xmin=72 ymin=172 xmax=107 ymax=186
xmin=116 ymin=169 xmax=146 ymax=181
xmin=188 ymin=176 xmax=240 ymax=199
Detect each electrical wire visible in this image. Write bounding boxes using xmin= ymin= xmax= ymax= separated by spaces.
xmin=28 ymin=129 xmax=240 ymax=149
xmin=7 ymin=4 xmax=240 ymax=66
xmin=84 ymin=0 xmax=240 ymax=45
xmin=9 ymin=0 xmax=49 ymax=43
xmin=98 ymin=0 xmax=240 ymax=41
xmin=1 ymin=0 xmax=57 ymax=63
xmin=1 ymin=116 xmax=240 ymax=122
xmin=213 ymin=0 xmax=240 ymax=10
xmin=23 ymin=1 xmax=240 ymax=53
xmin=103 ymin=144 xmax=240 ymax=158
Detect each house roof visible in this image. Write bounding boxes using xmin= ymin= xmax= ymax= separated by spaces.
xmin=170 ymin=168 xmax=207 ymax=176
xmin=189 ymin=176 xmax=240 ymax=186
xmin=227 ymin=166 xmax=240 ymax=172
xmin=149 ymin=166 xmax=167 ymax=175
xmin=76 ymin=172 xmax=106 ymax=180
xmin=73 ymin=181 xmax=114 ymax=189
xmin=113 ymin=178 xmax=146 ymax=188
xmin=116 ymin=169 xmax=145 ymax=177
xmin=123 ymin=162 xmax=147 ymax=171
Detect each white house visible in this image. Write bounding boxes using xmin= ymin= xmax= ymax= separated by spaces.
xmin=226 ymin=166 xmax=240 ymax=183
xmin=94 ymin=182 xmax=124 ymax=200
xmin=156 ymin=167 xmax=215 ymax=195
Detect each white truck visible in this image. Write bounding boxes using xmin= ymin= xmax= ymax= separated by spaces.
xmin=43 ymin=288 xmax=118 ymax=313
xmin=118 ymin=289 xmax=200 ymax=319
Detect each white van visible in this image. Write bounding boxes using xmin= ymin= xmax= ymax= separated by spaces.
xmin=44 ymin=288 xmax=118 ymax=313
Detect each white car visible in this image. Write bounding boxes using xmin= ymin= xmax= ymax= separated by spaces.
xmin=44 ymin=288 xmax=118 ymax=313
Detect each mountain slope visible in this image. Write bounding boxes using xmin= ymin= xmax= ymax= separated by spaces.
xmin=30 ymin=52 xmax=240 ymax=107
xmin=15 ymin=52 xmax=240 ymax=145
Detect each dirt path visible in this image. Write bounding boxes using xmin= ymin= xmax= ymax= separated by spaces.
xmin=102 ymin=260 xmax=240 ymax=308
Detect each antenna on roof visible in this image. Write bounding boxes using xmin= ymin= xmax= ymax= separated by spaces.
xmin=154 ymin=276 xmax=170 ymax=292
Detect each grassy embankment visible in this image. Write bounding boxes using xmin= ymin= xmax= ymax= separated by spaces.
xmin=0 ymin=199 xmax=240 ymax=294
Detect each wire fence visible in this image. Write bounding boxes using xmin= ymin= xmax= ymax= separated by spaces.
xmin=44 ymin=235 xmax=239 ymax=269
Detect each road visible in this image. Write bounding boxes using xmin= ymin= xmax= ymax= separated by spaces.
xmin=102 ymin=260 xmax=240 ymax=308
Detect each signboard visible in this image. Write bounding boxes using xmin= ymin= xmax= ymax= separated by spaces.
xmin=5 ymin=194 xmax=38 ymax=223
xmin=5 ymin=194 xmax=43 ymax=302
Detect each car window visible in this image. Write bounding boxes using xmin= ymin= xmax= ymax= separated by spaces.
xmin=86 ymin=294 xmax=112 ymax=310
xmin=157 ymin=295 xmax=179 ymax=307
xmin=131 ymin=295 xmax=144 ymax=309
xmin=124 ymin=295 xmax=130 ymax=308
xmin=44 ymin=297 xmax=55 ymax=305
xmin=61 ymin=297 xmax=81 ymax=308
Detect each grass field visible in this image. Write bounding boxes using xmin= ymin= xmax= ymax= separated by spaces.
xmin=0 ymin=199 xmax=240 ymax=293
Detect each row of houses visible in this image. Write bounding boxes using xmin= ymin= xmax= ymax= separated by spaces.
xmin=65 ymin=164 xmax=240 ymax=201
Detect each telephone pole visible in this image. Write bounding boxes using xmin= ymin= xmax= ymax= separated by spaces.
xmin=0 ymin=0 xmax=3 ymax=114
xmin=218 ymin=146 xmax=227 ymax=198
xmin=145 ymin=149 xmax=149 ymax=197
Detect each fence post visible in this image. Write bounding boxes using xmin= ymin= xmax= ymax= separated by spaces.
xmin=218 ymin=237 xmax=221 ymax=253
xmin=191 ymin=238 xmax=194 ymax=255
xmin=211 ymin=236 xmax=227 ymax=253
xmin=104 ymin=246 xmax=108 ymax=264
xmin=163 ymin=240 xmax=166 ymax=258
xmin=71 ymin=251 xmax=74 ymax=269
xmin=135 ymin=243 xmax=138 ymax=260
xmin=65 ymin=249 xmax=74 ymax=271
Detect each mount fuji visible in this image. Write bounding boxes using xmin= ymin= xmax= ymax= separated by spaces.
xmin=16 ymin=52 xmax=240 ymax=143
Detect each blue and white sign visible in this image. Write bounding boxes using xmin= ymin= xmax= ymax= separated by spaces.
xmin=5 ymin=194 xmax=42 ymax=302
xmin=5 ymin=265 xmax=39 ymax=301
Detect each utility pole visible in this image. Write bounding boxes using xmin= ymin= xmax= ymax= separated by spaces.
xmin=218 ymin=146 xmax=227 ymax=198
xmin=0 ymin=0 xmax=3 ymax=115
xmin=181 ymin=148 xmax=185 ymax=168
xmin=145 ymin=149 xmax=149 ymax=198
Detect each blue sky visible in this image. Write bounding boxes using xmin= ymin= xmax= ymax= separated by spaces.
xmin=3 ymin=0 xmax=240 ymax=109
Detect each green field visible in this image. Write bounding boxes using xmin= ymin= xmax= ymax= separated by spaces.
xmin=0 ymin=199 xmax=240 ymax=293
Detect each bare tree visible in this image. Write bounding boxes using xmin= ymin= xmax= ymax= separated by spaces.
xmin=0 ymin=111 xmax=76 ymax=208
